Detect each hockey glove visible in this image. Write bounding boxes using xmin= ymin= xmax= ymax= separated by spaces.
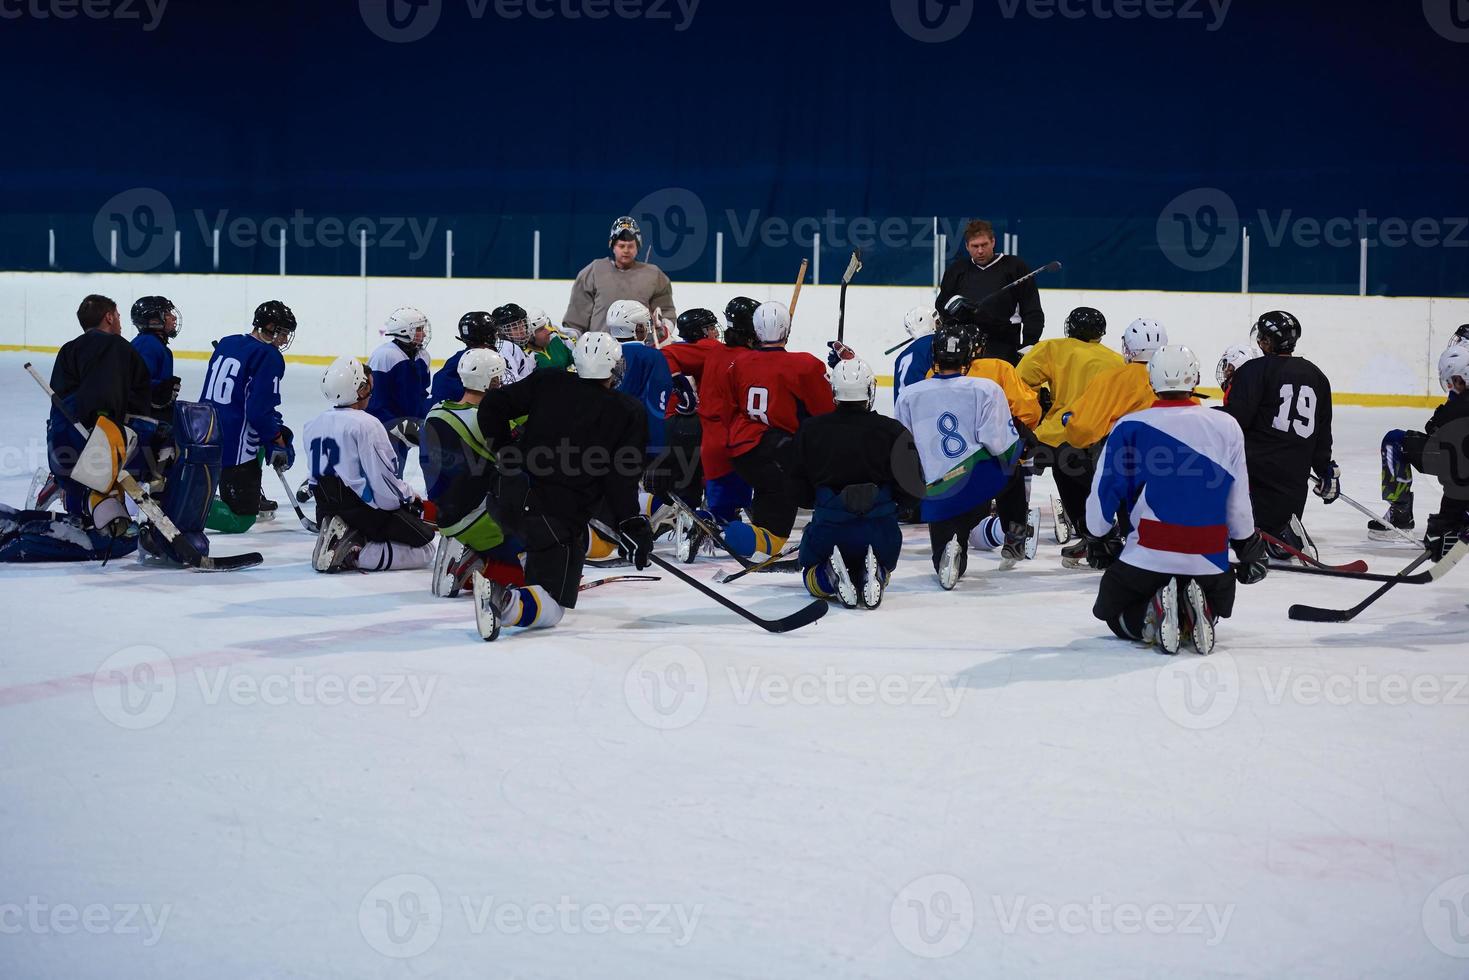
xmin=1424 ymin=514 xmax=1468 ymax=561
xmin=390 ymin=418 xmax=422 ymax=447
xmin=1313 ymin=462 xmax=1341 ymax=504
xmin=268 ymin=426 xmax=295 ymax=470
xmin=618 ymin=515 xmax=655 ymax=571
xmin=1085 ymin=532 xmax=1122 ymax=570
xmin=825 ymin=340 xmax=856 ymax=368
xmin=1232 ymin=531 xmax=1269 ymax=584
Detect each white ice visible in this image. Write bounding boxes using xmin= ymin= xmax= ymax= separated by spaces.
xmin=2 ymin=350 xmax=1467 ymax=978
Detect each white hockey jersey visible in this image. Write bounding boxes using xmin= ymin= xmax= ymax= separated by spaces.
xmin=303 ymin=407 xmax=415 ymax=510
xmin=498 ymin=340 xmax=536 ymax=383
xmin=894 ymin=373 xmax=1021 ymax=521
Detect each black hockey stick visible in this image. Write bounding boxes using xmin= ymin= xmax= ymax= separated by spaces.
xmin=1261 ymin=561 xmax=1434 ymax=584
xmin=579 ymin=574 xmax=661 ymax=592
xmin=1287 ymin=538 xmax=1469 ymax=623
xmin=1259 ymin=530 xmax=1367 ymax=573
xmin=668 ymin=496 xmax=758 ymax=569
xmin=592 ymin=519 xmax=827 ymax=633
xmin=884 ymin=259 xmax=1061 ymax=356
xmin=272 ymin=462 xmax=319 ymax=533
xmin=836 ymin=249 xmax=863 ymax=345
xmin=23 ymin=363 xmax=262 ymax=571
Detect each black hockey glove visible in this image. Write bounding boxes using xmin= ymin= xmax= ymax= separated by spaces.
xmin=1313 ymin=462 xmax=1341 ymax=504
xmin=1085 ymin=532 xmax=1122 ymax=570
xmin=618 ymin=516 xmax=655 ymax=571
xmin=1232 ymin=531 xmax=1269 ymax=584
xmin=1424 ymin=514 xmax=1468 ymax=561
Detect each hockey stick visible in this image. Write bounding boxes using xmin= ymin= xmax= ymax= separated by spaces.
xmin=1261 ymin=562 xmax=1435 ymax=584
xmin=272 ymin=462 xmax=319 ymax=533
xmin=717 ymin=543 xmax=802 ymax=583
xmin=1287 ymin=538 xmax=1469 ymax=623
xmin=668 ymin=495 xmax=758 ymax=569
xmin=883 ymin=260 xmax=1062 ymax=356
xmin=789 ymin=258 xmax=809 ymax=319
xmin=836 ymin=249 xmax=863 ymax=345
xmin=1312 ymin=476 xmax=1421 ymax=546
xmin=579 ymin=574 xmax=661 ymax=592
xmin=23 ymin=363 xmax=263 ymax=571
xmin=1258 ymin=530 xmax=1367 ymax=573
xmin=591 ymin=519 xmax=827 ymax=633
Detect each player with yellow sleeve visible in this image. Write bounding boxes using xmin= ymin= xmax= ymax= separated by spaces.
xmin=966 ymin=347 xmax=1042 ymax=430
xmin=1021 ymin=307 xmax=1125 ymax=448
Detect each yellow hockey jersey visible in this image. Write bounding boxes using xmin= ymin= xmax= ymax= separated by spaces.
xmin=1020 ymin=338 xmax=1125 ymax=446
xmin=1055 ymin=361 xmax=1197 ymax=449
xmin=952 ymin=357 xmax=1042 ymax=428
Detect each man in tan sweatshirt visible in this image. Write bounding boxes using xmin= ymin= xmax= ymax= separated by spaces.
xmin=563 ymin=216 xmax=676 ymax=334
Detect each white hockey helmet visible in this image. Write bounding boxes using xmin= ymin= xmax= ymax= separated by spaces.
xmin=459 ymin=348 xmax=508 ymax=393
xmin=1439 ymin=344 xmax=1469 ymax=393
xmin=606 ymin=299 xmax=651 ymax=340
xmin=574 ymin=331 xmax=624 ymax=380
xmin=903 ymin=306 xmax=938 ymax=339
xmin=1215 ymin=342 xmax=1261 ymax=387
xmin=830 ymin=357 xmax=877 ymax=409
xmin=1121 ymin=318 xmax=1168 ymax=363
xmin=1148 ymin=344 xmax=1201 ymax=397
xmin=384 ymin=306 xmax=431 ymax=346
xmin=526 ymin=307 xmax=553 ymax=336
xmin=753 ymin=301 xmax=791 ymax=344
xmin=321 ymin=356 xmax=370 ymax=407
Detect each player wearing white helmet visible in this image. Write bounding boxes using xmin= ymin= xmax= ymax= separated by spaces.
xmin=467 ymin=331 xmax=652 ymax=640
xmin=893 ymin=306 xmax=939 ymax=399
xmin=367 ymin=306 xmax=434 ymax=477
xmin=304 ymin=356 xmax=437 ymax=575
xmin=1215 ymin=342 xmax=1261 ymax=394
xmin=522 ymin=307 xmax=574 ymax=371
xmin=562 ymin=215 xmax=676 ymax=335
xmin=1369 ymin=344 xmax=1469 ymax=550
xmin=1087 ymin=345 xmax=1267 ymax=656
xmin=787 ymin=358 xmax=924 ymax=609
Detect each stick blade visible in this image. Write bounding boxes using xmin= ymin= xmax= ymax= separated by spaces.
xmin=764 ymin=598 xmax=829 ymax=633
xmin=198 ymin=551 xmax=265 ymax=572
xmin=1287 ymin=603 xmax=1352 ymax=623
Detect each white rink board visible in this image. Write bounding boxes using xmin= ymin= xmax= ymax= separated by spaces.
xmin=2 ymin=351 xmax=1469 ymax=978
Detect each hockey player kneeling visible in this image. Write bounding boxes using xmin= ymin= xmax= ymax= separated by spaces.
xmin=471 ymin=332 xmax=651 ymax=640
xmin=788 ymin=359 xmax=923 ymax=609
xmin=420 ymin=348 xmax=528 ymax=597
xmin=305 ymin=358 xmax=437 ymax=574
xmin=1087 ymin=346 xmax=1269 ymax=655
xmin=894 ymin=321 xmax=1029 ymax=589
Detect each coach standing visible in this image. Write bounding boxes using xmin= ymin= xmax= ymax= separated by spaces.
xmin=563 ymin=216 xmax=677 ymax=335
xmin=936 ymin=219 xmax=1045 ymax=364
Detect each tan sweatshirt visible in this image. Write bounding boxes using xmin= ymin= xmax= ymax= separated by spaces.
xmin=562 ymin=258 xmax=676 ymax=333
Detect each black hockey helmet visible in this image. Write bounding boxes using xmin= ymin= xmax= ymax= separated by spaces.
xmin=723 ymin=296 xmax=759 ymax=348
xmin=676 ymin=308 xmax=719 ymax=343
xmin=933 ymin=318 xmax=975 ymax=369
xmin=1064 ymin=306 xmax=1106 ymax=341
xmin=492 ymin=303 xmax=530 ymax=344
xmin=1251 ymin=310 xmax=1301 ymax=354
xmin=457 ymin=311 xmax=498 ymax=347
xmin=1455 ymin=323 xmax=1469 ymax=343
xmin=131 ymin=295 xmax=179 ymax=337
xmin=252 ymin=300 xmax=297 ymax=349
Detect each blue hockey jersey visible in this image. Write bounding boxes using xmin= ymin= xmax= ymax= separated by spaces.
xmin=1087 ymin=399 xmax=1256 ymax=576
xmin=894 ymin=334 xmax=935 ymax=400
xmin=132 ymin=332 xmax=173 ymax=388
xmin=200 ymin=334 xmax=286 ymax=468
xmin=618 ymin=341 xmax=672 ymax=450
xmin=367 ymin=340 xmax=432 ymax=430
xmin=430 ymin=349 xmax=468 ymax=404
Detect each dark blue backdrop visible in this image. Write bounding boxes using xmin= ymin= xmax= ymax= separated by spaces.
xmin=3 ymin=0 xmax=1466 ymax=294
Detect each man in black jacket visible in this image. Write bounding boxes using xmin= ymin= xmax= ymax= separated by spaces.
xmin=786 ymin=357 xmax=924 ymax=609
xmin=935 ymin=219 xmax=1045 ymax=364
xmin=473 ymin=333 xmax=652 ymax=637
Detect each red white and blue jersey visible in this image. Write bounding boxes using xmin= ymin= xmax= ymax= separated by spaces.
xmin=1087 ymin=400 xmax=1255 ymax=576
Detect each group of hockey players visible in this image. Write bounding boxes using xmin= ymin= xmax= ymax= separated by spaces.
xmin=7 ymin=225 xmax=1469 ymax=654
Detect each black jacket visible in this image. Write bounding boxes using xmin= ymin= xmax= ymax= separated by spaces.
xmin=787 ymin=403 xmax=924 ymax=510
xmin=476 ymin=370 xmax=647 ymax=526
xmin=936 ymin=253 xmax=1045 ymax=353
xmin=50 ymin=328 xmax=152 ymax=428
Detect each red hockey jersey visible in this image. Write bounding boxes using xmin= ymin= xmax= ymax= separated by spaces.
xmin=726 ymin=347 xmax=835 ymax=456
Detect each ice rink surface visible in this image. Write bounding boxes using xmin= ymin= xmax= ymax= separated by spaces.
xmin=2 ymin=350 xmax=1468 ymax=978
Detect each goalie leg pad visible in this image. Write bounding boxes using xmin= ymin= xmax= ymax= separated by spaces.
xmin=146 ymin=401 xmax=222 ymax=563
xmin=73 ymin=417 xmax=136 ymax=495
